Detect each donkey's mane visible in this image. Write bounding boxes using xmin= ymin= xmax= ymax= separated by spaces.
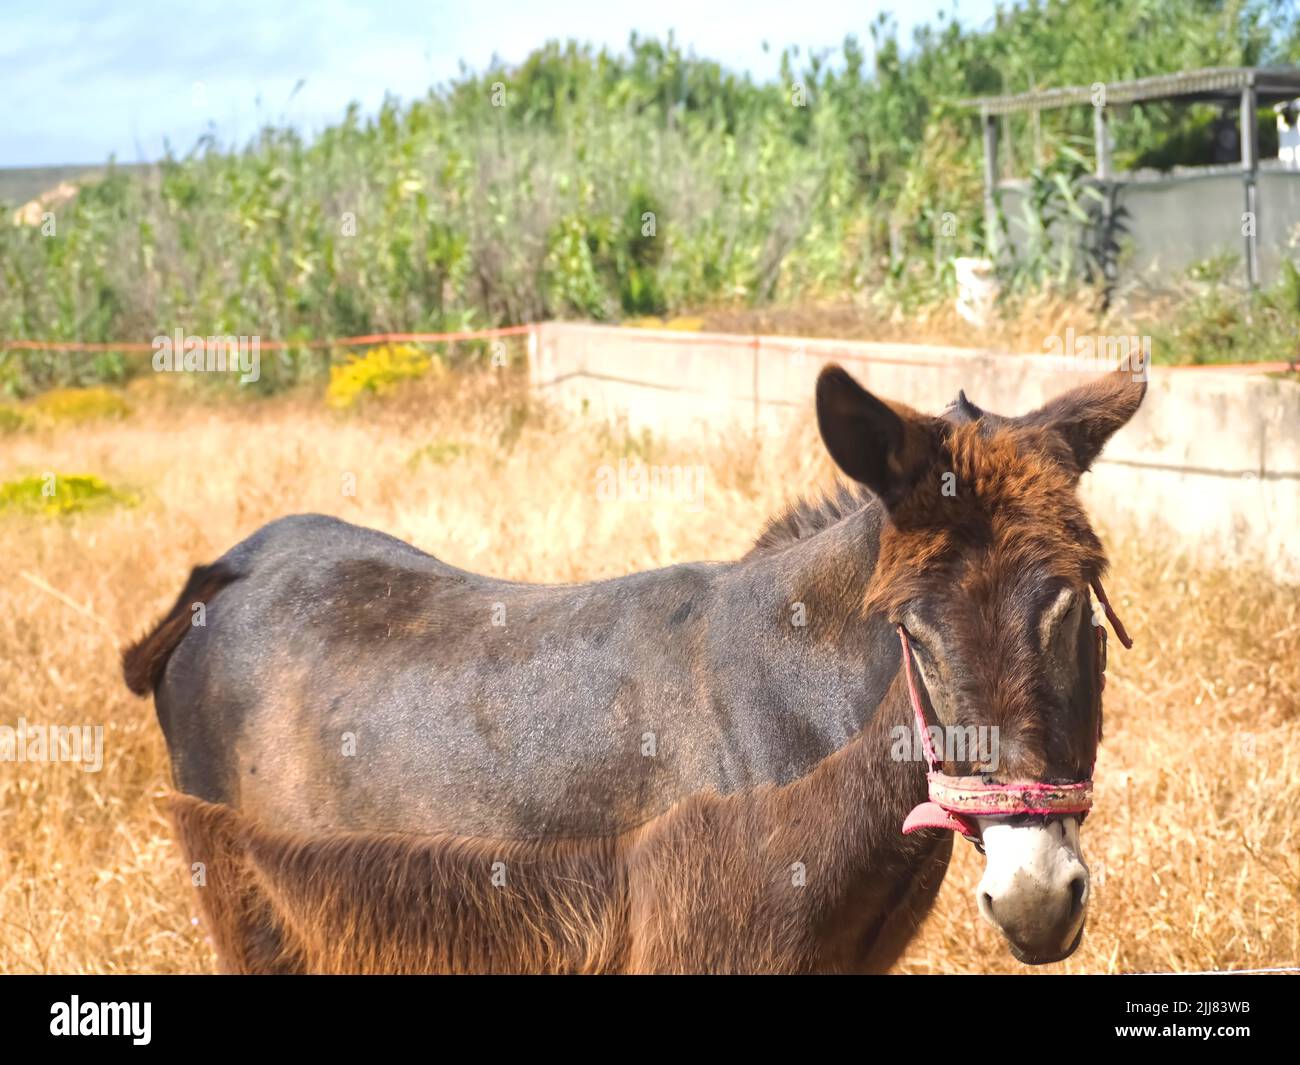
xmin=746 ymin=480 xmax=874 ymax=558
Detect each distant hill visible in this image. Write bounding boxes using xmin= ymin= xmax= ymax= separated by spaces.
xmin=0 ymin=163 xmax=154 ymax=208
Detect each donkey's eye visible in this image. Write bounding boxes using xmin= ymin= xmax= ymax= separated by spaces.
xmin=897 ymin=619 xmax=923 ymax=647
xmin=903 ymin=632 xmax=938 ymax=676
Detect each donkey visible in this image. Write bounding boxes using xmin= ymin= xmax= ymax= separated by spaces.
xmin=124 ymin=364 xmax=1145 ymax=973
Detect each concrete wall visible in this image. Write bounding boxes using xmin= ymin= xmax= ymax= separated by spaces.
xmin=529 ymin=322 xmax=1300 ymax=580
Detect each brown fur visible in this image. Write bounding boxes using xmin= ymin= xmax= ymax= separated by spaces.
xmin=166 ymin=696 xmax=948 ymax=974
xmin=866 ymin=421 xmax=1107 ymax=618
xmin=167 ymin=794 xmax=305 ymax=973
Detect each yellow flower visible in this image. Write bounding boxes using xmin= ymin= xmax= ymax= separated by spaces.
xmin=326 ymin=344 xmax=442 ymax=409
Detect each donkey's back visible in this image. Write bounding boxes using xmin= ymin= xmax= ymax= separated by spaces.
xmin=127 ymin=513 xmax=743 ymax=840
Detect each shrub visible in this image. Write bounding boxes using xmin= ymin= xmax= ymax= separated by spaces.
xmin=28 ymin=387 xmax=131 ymax=423
xmin=0 ymin=474 xmax=136 ymax=516
xmin=325 ymin=344 xmax=443 ymax=408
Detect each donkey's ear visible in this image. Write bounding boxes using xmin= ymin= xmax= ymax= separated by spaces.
xmin=816 ymin=365 xmax=933 ymax=507
xmin=1016 ymin=371 xmax=1147 ymax=473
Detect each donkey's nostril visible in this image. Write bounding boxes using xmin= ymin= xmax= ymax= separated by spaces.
xmin=1067 ymin=871 xmax=1088 ymax=920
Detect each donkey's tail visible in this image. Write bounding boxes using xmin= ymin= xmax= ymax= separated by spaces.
xmin=122 ymin=562 xmax=241 ymax=696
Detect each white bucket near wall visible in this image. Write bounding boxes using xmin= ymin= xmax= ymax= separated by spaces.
xmin=953 ymin=257 xmax=999 ymax=327
xmin=1276 ymin=99 xmax=1300 ymax=168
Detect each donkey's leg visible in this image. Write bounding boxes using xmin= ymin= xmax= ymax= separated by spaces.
xmin=166 ymin=794 xmax=305 ymax=974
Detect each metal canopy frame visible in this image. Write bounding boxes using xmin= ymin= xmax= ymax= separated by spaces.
xmin=963 ymin=67 xmax=1300 ymax=287
xmin=963 ymin=66 xmax=1300 ymax=115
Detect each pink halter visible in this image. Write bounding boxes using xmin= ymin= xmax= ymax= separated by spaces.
xmin=899 ymin=579 xmax=1131 ymax=847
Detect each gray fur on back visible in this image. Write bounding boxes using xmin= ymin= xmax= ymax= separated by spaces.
xmin=158 ymin=508 xmax=897 ymax=839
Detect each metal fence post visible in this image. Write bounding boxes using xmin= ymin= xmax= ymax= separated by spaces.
xmin=1241 ymin=79 xmax=1260 ymax=291
xmin=982 ymin=109 xmax=1000 ymax=259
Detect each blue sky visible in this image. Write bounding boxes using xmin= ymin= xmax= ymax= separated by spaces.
xmin=2 ymin=0 xmax=998 ymax=168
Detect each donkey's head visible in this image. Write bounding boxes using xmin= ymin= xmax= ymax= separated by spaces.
xmin=816 ymin=364 xmax=1146 ymax=964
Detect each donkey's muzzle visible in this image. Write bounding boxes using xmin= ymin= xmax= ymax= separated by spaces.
xmin=975 ymin=818 xmax=1089 ymax=964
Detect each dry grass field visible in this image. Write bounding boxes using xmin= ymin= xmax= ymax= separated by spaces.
xmin=1 ymin=368 xmax=1296 ymax=974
